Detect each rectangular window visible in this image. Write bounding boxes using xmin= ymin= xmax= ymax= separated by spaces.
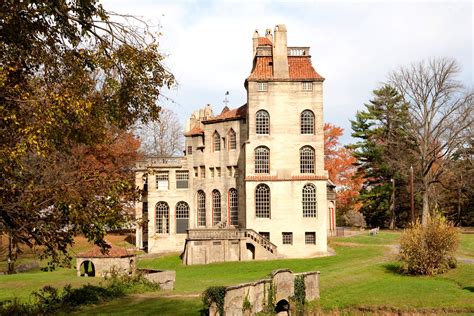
xmin=233 ymin=166 xmax=238 ymax=177
xmin=259 ymin=232 xmax=270 ymax=240
xmin=156 ymin=172 xmax=169 ymax=190
xmin=176 ymin=171 xmax=189 ymax=189
xmin=282 ymin=232 xmax=293 ymax=245
xmin=257 ymin=82 xmax=268 ymax=92
xmin=187 ymin=145 xmax=193 ymax=155
xmin=305 ymin=232 xmax=316 ymax=244
xmin=210 ymin=167 xmax=215 ymax=178
xmin=227 ymin=166 xmax=232 ymax=177
xmin=194 ymin=167 xmax=198 ymax=178
xmin=200 ymin=166 xmax=206 ymax=178
xmin=302 ymin=82 xmax=313 ymax=91
xmin=216 ymin=167 xmax=221 ymax=177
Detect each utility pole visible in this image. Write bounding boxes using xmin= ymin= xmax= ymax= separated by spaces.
xmin=410 ymin=165 xmax=415 ymax=223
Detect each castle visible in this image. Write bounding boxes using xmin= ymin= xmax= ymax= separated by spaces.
xmin=135 ymin=25 xmax=336 ymax=264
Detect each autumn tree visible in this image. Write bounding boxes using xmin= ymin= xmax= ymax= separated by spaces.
xmin=350 ymin=85 xmax=417 ymax=228
xmin=389 ymin=58 xmax=473 ymax=226
xmin=135 ymin=108 xmax=183 ymax=156
xmin=1 ymin=1 xmax=174 ymax=266
xmin=324 ymin=123 xmax=363 ymax=217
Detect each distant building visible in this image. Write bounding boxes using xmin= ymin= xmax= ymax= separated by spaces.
xmin=135 ymin=25 xmax=335 ymax=264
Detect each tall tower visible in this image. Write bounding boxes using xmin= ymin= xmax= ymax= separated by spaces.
xmin=244 ymin=25 xmax=328 ymax=257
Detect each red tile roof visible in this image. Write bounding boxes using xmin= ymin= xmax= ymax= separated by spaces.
xmin=203 ymin=104 xmax=247 ymax=123
xmin=184 ymin=126 xmax=204 ymax=137
xmin=77 ymin=243 xmax=134 ymax=258
xmin=247 ymin=56 xmax=324 ymax=81
xmin=258 ymin=37 xmax=273 ymax=46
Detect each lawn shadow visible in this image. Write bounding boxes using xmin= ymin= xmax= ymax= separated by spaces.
xmin=463 ymin=286 xmax=474 ymax=292
xmin=382 ymin=262 xmax=403 ymax=275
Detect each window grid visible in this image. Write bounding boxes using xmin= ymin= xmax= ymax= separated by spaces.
xmin=255 ymin=146 xmax=270 ymax=174
xmin=200 ymin=166 xmax=206 ymax=178
xmin=213 ymin=131 xmax=221 ymax=151
xmin=229 ymin=189 xmax=238 ymax=226
xmin=255 ymin=184 xmax=270 ymax=218
xmin=228 ymin=129 xmax=237 ymax=150
xmin=305 ymin=232 xmax=316 ymax=244
xmin=302 ymin=82 xmax=313 ymax=91
xmin=156 ymin=202 xmax=169 ymax=234
xmin=156 ymin=172 xmax=169 ymax=190
xmin=212 ymin=190 xmax=221 ymax=225
xmin=301 ymin=110 xmax=315 ymax=134
xmin=187 ymin=145 xmax=192 ymax=155
xmin=303 ymin=184 xmax=317 ymax=217
xmin=176 ymin=171 xmax=189 ymax=189
xmin=300 ymin=146 xmax=315 ymax=173
xmin=197 ymin=191 xmax=206 ymax=227
xmin=282 ymin=232 xmax=293 ymax=245
xmin=175 ymin=201 xmax=189 ymax=234
xmin=256 ymin=110 xmax=270 ymax=134
xmin=257 ymin=82 xmax=268 ymax=92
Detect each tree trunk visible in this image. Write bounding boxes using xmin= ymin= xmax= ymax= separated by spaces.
xmin=422 ymin=186 xmax=430 ymax=227
xmin=389 ymin=179 xmax=396 ymax=229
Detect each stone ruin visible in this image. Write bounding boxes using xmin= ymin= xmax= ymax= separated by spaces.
xmin=209 ymin=269 xmax=320 ymax=316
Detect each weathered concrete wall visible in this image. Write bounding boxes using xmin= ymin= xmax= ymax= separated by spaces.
xmin=76 ymin=256 xmax=136 ymax=277
xmin=209 ymin=269 xmax=320 ymax=316
xmin=141 ymin=269 xmax=176 ymax=290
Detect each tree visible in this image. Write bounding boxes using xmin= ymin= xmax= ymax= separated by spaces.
xmin=324 ymin=123 xmax=363 ymax=216
xmin=389 ymin=58 xmax=473 ymax=226
xmin=135 ymin=108 xmax=183 ymax=156
xmin=350 ymin=85 xmax=416 ymax=228
xmin=1 ymin=1 xmax=174 ymax=265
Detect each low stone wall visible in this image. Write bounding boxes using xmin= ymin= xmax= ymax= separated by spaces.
xmin=209 ymin=269 xmax=320 ymax=316
xmin=76 ymin=255 xmax=136 ymax=277
xmin=141 ymin=269 xmax=176 ymax=290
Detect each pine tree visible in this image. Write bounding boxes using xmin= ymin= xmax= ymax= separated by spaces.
xmin=350 ymin=85 xmax=416 ymax=228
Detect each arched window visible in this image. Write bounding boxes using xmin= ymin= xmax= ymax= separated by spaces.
xmin=300 ymin=146 xmax=315 ymax=173
xmin=255 ymin=184 xmax=270 ymax=218
xmin=213 ymin=131 xmax=221 ymax=151
xmin=302 ymin=184 xmax=317 ymax=217
xmin=228 ymin=129 xmax=237 ymax=150
xmin=255 ymin=146 xmax=270 ymax=174
xmin=176 ymin=201 xmax=189 ymax=234
xmin=256 ymin=110 xmax=270 ymax=134
xmin=212 ymin=190 xmax=221 ymax=225
xmin=229 ymin=188 xmax=238 ymax=226
xmin=156 ymin=202 xmax=169 ymax=234
xmin=301 ymin=110 xmax=315 ymax=134
xmin=197 ymin=191 xmax=206 ymax=227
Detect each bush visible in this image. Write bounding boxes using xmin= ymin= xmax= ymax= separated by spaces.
xmin=399 ymin=215 xmax=460 ymax=275
xmin=342 ymin=210 xmax=367 ymax=228
xmin=202 ymin=286 xmax=226 ymax=316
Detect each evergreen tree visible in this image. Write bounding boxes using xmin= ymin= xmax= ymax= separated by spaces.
xmin=350 ymin=85 xmax=416 ymax=228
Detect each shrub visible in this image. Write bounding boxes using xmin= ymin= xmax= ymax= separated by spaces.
xmin=399 ymin=215 xmax=460 ymax=275
xmin=342 ymin=210 xmax=367 ymax=228
xmin=202 ymin=286 xmax=226 ymax=316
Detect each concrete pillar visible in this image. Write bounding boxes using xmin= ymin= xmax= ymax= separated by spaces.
xmin=273 ymin=24 xmax=289 ymax=78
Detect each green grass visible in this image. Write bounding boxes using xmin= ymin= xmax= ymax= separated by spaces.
xmin=1 ymin=231 xmax=473 ymax=314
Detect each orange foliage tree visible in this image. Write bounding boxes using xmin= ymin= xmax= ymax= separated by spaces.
xmin=324 ymin=123 xmax=363 ymax=215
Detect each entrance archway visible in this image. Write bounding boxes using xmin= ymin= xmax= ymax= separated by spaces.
xmin=246 ymin=243 xmax=255 ymax=260
xmin=79 ymin=260 xmax=96 ymax=277
xmin=275 ymin=299 xmax=290 ymax=315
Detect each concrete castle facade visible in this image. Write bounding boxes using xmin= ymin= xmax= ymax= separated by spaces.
xmin=135 ymin=25 xmax=336 ymax=264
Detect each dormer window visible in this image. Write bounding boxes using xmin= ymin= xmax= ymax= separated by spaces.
xmin=257 ymin=82 xmax=268 ymax=92
xmin=302 ymin=82 xmax=313 ymax=91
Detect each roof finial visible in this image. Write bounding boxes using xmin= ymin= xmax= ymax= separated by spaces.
xmin=223 ymin=91 xmax=229 ymax=107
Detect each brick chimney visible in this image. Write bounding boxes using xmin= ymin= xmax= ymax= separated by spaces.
xmin=272 ymin=24 xmax=289 ymax=79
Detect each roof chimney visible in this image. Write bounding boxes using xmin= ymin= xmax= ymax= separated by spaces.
xmin=273 ymin=24 xmax=289 ymax=79
xmin=265 ymin=28 xmax=273 ymax=43
xmin=252 ymin=30 xmax=259 ymax=57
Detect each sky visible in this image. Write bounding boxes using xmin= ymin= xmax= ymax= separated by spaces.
xmin=103 ymin=0 xmax=472 ymax=144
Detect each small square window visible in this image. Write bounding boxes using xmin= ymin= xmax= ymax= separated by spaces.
xmin=305 ymin=232 xmax=316 ymax=244
xmin=216 ymin=167 xmax=221 ymax=177
xmin=194 ymin=167 xmax=198 ymax=177
xmin=187 ymin=145 xmax=193 ymax=155
xmin=282 ymin=232 xmax=293 ymax=245
xmin=302 ymin=82 xmax=313 ymax=91
xmin=210 ymin=167 xmax=215 ymax=178
xmin=257 ymin=82 xmax=268 ymax=92
xmin=200 ymin=166 xmax=206 ymax=178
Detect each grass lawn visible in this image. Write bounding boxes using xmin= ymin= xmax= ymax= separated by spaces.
xmin=1 ymin=231 xmax=473 ymax=314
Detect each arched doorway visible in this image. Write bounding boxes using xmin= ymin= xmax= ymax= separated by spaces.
xmin=275 ymin=299 xmax=290 ymax=315
xmin=246 ymin=243 xmax=255 ymax=260
xmin=79 ymin=260 xmax=96 ymax=277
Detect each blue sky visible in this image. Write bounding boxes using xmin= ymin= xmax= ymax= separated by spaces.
xmin=103 ymin=0 xmax=472 ymax=144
